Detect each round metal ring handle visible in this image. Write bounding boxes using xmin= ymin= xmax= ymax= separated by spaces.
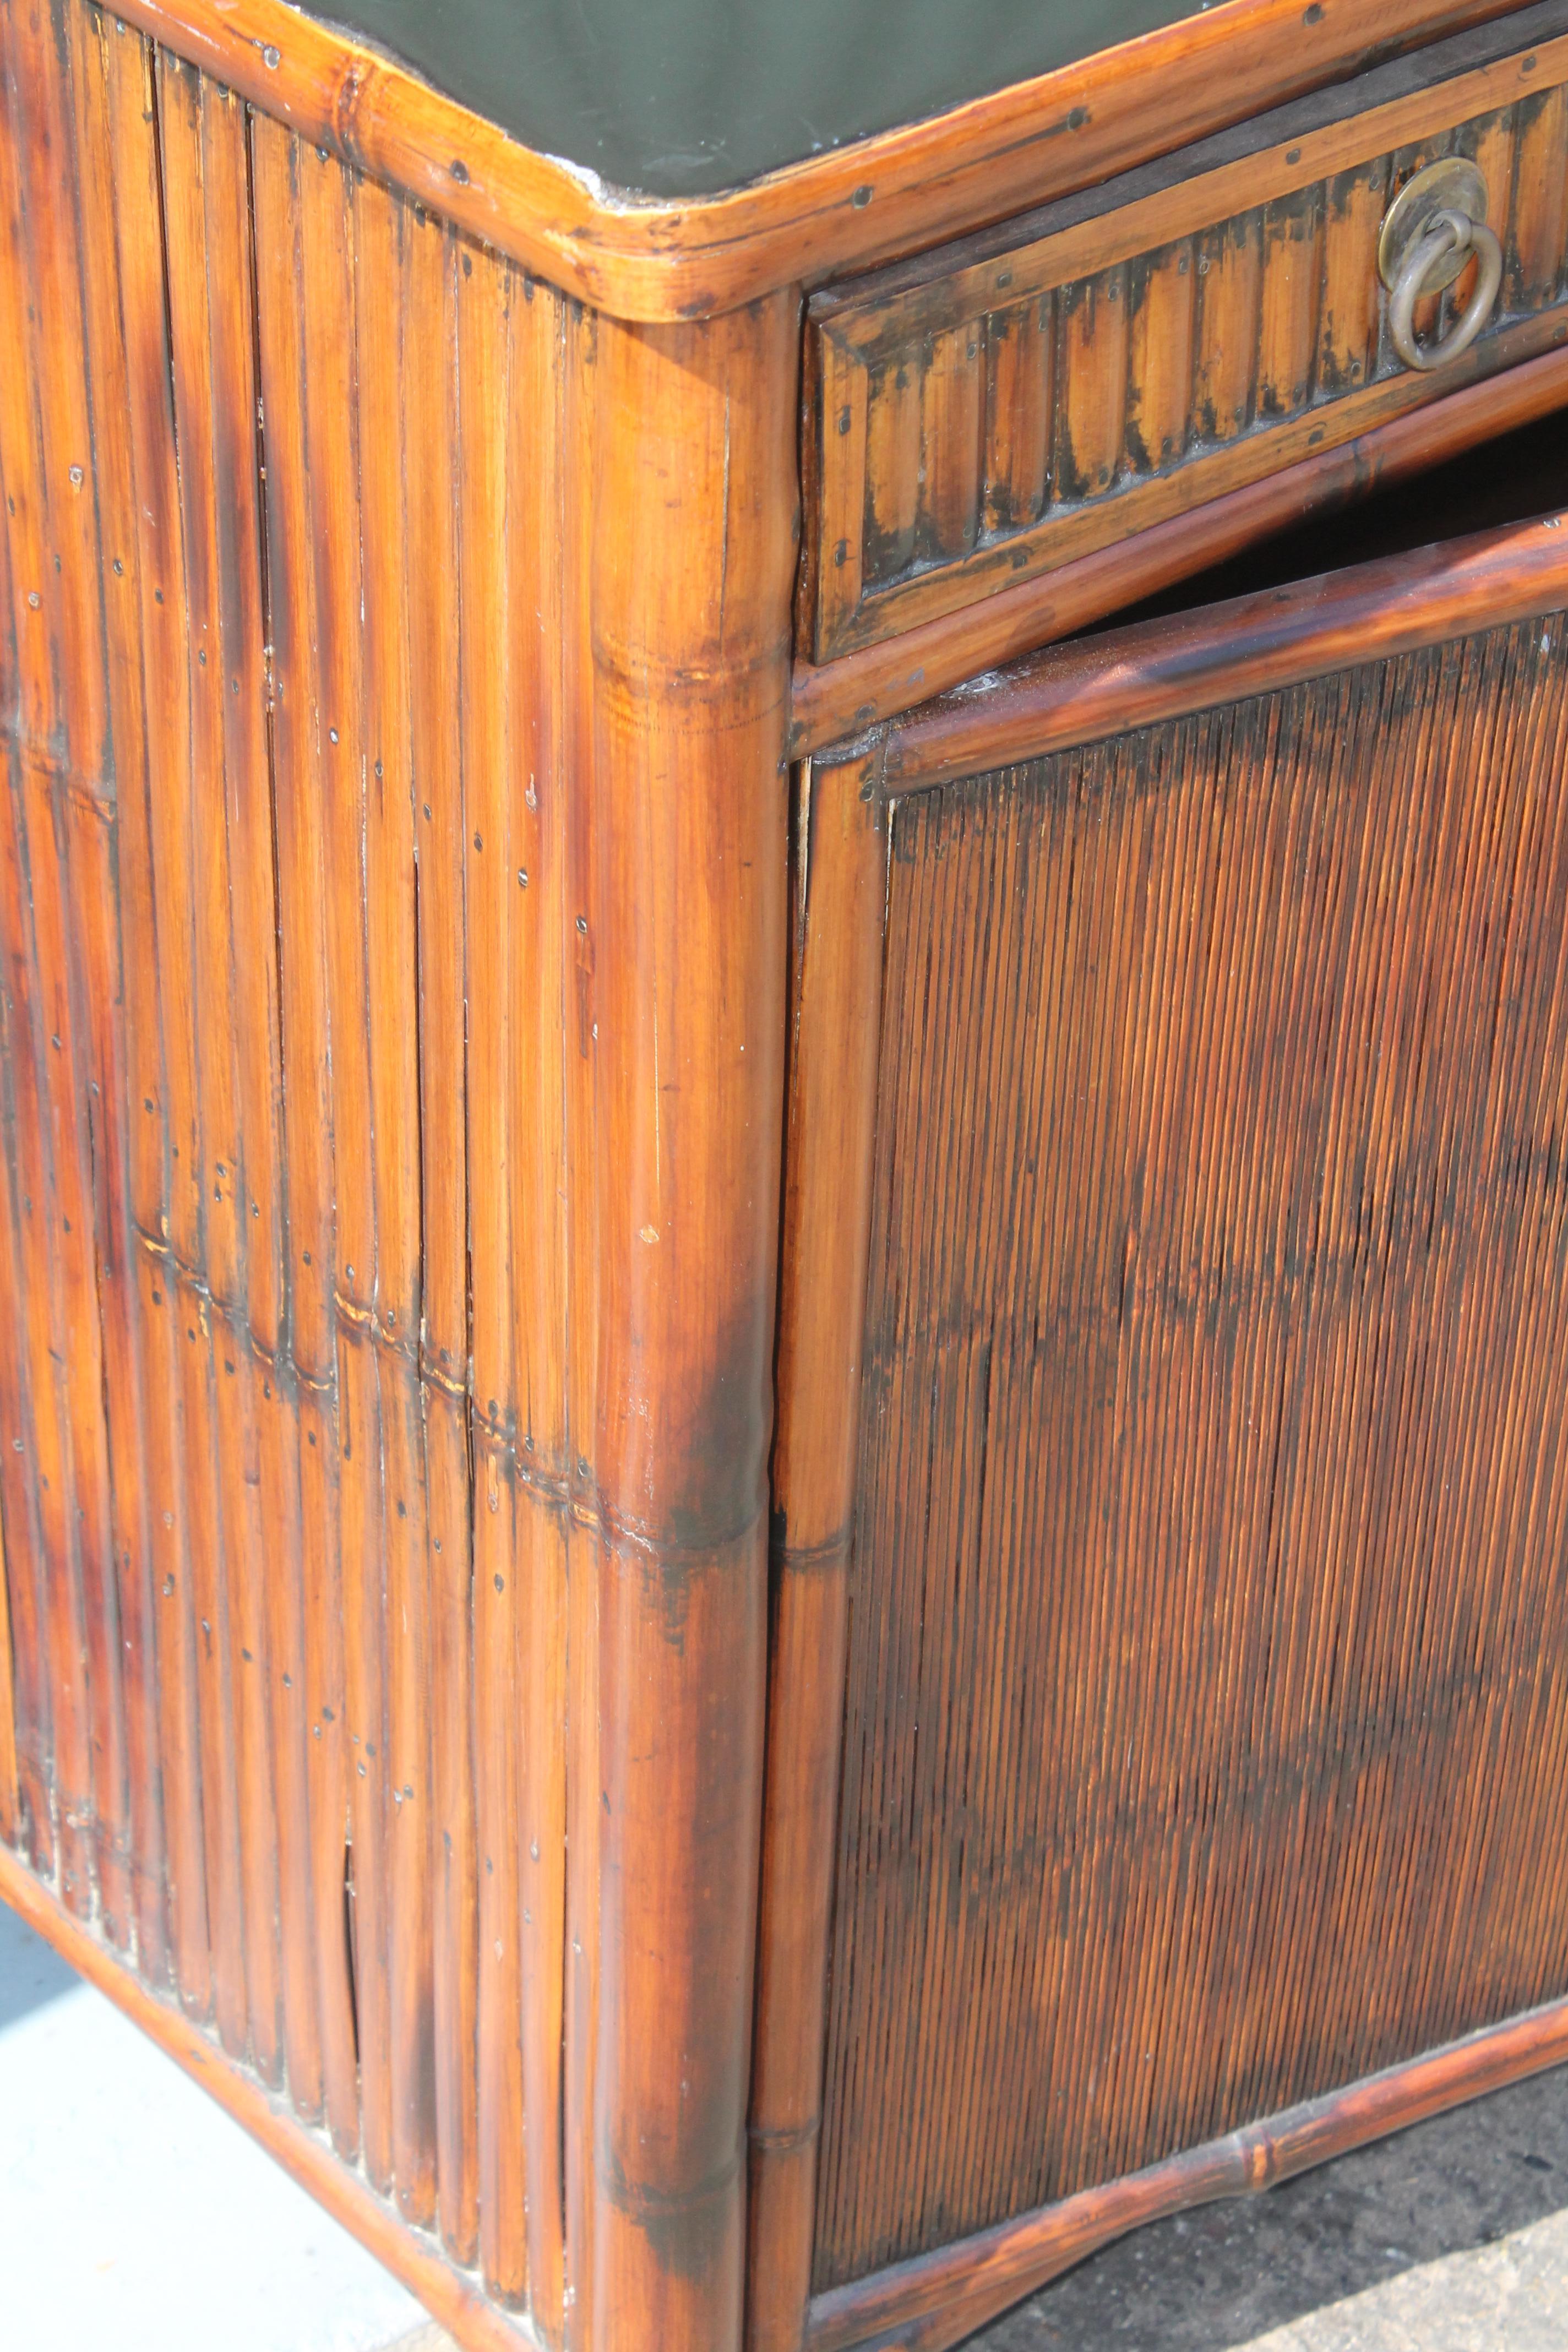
xmin=1386 ymin=204 xmax=1503 ymax=373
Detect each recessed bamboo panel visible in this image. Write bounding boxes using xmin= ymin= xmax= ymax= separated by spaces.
xmin=806 ymin=12 xmax=1568 ymax=657
xmin=0 ymin=0 xmax=590 ymax=2328
xmin=814 ymin=609 xmax=1568 ymax=2289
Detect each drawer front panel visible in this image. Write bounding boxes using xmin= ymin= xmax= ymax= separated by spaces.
xmin=812 ymin=601 xmax=1568 ymax=2288
xmin=806 ymin=20 xmax=1568 ymax=661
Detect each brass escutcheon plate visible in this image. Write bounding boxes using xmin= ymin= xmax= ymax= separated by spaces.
xmin=1378 ymin=157 xmax=1490 ymax=296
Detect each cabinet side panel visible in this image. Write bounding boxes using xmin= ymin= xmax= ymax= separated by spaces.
xmin=0 ymin=3 xmax=604 ymax=2338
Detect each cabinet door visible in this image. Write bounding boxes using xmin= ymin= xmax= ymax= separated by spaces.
xmin=753 ymin=509 xmax=1568 ymax=2352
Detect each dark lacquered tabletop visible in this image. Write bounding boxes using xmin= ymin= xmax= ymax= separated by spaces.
xmin=303 ymin=0 xmax=1207 ymax=197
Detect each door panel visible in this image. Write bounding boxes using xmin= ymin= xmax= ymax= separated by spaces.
xmin=789 ymin=549 xmax=1568 ymax=2291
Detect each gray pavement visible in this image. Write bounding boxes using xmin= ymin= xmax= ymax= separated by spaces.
xmin=0 ymin=1894 xmax=425 ymax=2351
xmin=4 ymin=1886 xmax=1567 ymax=2349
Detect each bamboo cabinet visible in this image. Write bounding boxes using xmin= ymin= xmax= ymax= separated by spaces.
xmin=4 ymin=3 xmax=1568 ymax=2349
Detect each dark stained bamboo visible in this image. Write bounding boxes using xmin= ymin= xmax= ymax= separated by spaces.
xmin=6 ymin=0 xmax=135 ymax=1948
xmin=11 ymin=8 xmax=1568 ymax=2351
xmin=0 ymin=7 xmax=96 ymax=1926
xmin=102 ymin=15 xmax=216 ymax=2022
xmin=747 ymin=756 xmax=890 ymax=2352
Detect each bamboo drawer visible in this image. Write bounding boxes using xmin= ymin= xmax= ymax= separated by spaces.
xmin=802 ymin=2 xmax=1568 ymax=663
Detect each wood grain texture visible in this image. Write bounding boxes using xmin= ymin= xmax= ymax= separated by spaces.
xmin=103 ymin=0 xmax=1523 ymax=321
xmin=0 ymin=9 xmax=796 ymax=2349
xmin=807 ymin=7 xmax=1568 ymax=660
xmin=812 ymin=594 xmax=1568 ymax=2291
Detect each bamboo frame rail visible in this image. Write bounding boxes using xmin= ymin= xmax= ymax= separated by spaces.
xmin=804 ymin=1995 xmax=1568 ymax=2352
xmin=859 ymin=504 xmax=1568 ymax=792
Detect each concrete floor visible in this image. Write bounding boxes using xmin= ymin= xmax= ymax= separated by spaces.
xmin=4 ymin=1888 xmax=1568 ymax=2349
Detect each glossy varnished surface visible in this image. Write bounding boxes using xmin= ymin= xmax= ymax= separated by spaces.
xmin=814 ymin=605 xmax=1568 ymax=2289
xmin=298 ymin=0 xmax=1208 ymax=197
xmin=107 ymin=0 xmax=1526 ymax=316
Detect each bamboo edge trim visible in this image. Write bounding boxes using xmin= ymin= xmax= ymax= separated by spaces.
xmin=104 ymin=0 xmax=1522 ymax=319
xmin=0 ymin=1844 xmax=537 ymax=2352
xmin=788 ymin=338 xmax=1568 ymax=753
xmin=805 ymin=1991 xmax=1568 ymax=2351
xmin=869 ymin=506 xmax=1568 ymax=792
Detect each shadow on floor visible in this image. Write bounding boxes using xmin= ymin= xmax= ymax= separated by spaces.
xmin=968 ymin=2065 xmax=1568 ymax=2349
xmin=0 ymin=1893 xmax=80 ymax=2031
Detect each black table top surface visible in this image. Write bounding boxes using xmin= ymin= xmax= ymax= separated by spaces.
xmin=306 ymin=0 xmax=1209 ymax=198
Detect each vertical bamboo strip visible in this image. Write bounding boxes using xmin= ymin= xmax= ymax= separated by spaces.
xmin=75 ymin=6 xmax=167 ymax=1984
xmin=156 ymin=47 xmax=250 ymax=2060
xmin=584 ymin=290 xmax=797 ymax=2352
xmin=1125 ymin=244 xmax=1195 ymax=477
xmin=0 ymin=825 xmax=51 ymax=1874
xmin=748 ymin=754 xmax=890 ymax=2352
xmin=458 ymin=235 xmax=527 ymax=2308
xmin=404 ymin=194 xmax=478 ymax=2268
xmin=250 ymin=107 xmax=337 ymax=2118
xmin=511 ymin=267 xmax=574 ymax=2349
xmin=862 ymin=349 xmax=919 ymax=586
xmin=294 ymin=130 xmax=374 ymax=2170
xmin=563 ymin=295 xmax=605 ymax=2350
xmin=981 ymin=295 xmax=1052 ymax=533
xmin=0 ymin=7 xmax=92 ymax=1920
xmin=354 ymin=170 xmax=438 ymax=2227
xmin=1192 ymin=210 xmax=1264 ymax=444
xmin=101 ymin=19 xmax=213 ymax=2017
xmin=198 ymin=66 xmax=285 ymax=2083
xmin=1055 ymin=266 xmax=1128 ymax=498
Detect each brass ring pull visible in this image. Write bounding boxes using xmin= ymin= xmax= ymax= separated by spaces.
xmin=1378 ymin=161 xmax=1502 ymax=375
xmin=1387 ymin=206 xmax=1502 ymax=371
